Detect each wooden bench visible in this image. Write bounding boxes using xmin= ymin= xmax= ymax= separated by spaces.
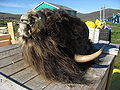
xmin=0 ymin=34 xmax=11 ymax=47
xmin=0 ymin=22 xmax=16 ymax=47
xmin=0 ymin=43 xmax=119 ymax=90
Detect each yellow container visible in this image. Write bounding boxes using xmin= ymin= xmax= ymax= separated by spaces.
xmin=85 ymin=21 xmax=96 ymax=29
xmin=113 ymin=69 xmax=120 ymax=74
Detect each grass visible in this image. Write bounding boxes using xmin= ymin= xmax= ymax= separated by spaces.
xmin=0 ymin=22 xmax=7 ymax=27
xmin=114 ymin=52 xmax=120 ymax=69
xmin=107 ymin=22 xmax=120 ymax=44
xmin=109 ymin=73 xmax=120 ymax=90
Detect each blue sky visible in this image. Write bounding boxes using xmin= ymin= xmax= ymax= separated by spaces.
xmin=0 ymin=0 xmax=120 ymax=14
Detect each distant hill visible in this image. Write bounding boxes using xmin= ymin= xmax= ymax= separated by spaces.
xmin=0 ymin=8 xmax=120 ymax=22
xmin=77 ymin=9 xmax=120 ymax=21
xmin=0 ymin=12 xmax=21 ymax=22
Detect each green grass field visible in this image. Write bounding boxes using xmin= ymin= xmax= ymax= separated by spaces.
xmin=108 ymin=22 xmax=120 ymax=44
xmin=110 ymin=73 xmax=120 ymax=90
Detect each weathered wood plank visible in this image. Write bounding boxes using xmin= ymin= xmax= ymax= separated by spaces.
xmin=44 ymin=82 xmax=96 ymax=90
xmin=0 ymin=40 xmax=11 ymax=47
xmin=24 ymin=75 xmax=51 ymax=90
xmin=44 ymin=83 xmax=71 ymax=90
xmin=0 ymin=34 xmax=11 ymax=41
xmin=99 ymin=54 xmax=115 ymax=65
xmin=0 ymin=44 xmax=21 ymax=53
xmin=105 ymin=57 xmax=115 ymax=90
xmin=0 ymin=60 xmax=29 ymax=76
xmin=0 ymin=53 xmax=23 ymax=68
xmin=11 ymin=67 xmax=38 ymax=84
xmin=96 ymin=67 xmax=110 ymax=90
xmin=93 ymin=61 xmax=112 ymax=90
xmin=0 ymin=73 xmax=27 ymax=90
xmin=0 ymin=45 xmax=22 ymax=60
xmin=44 ymin=80 xmax=96 ymax=90
xmin=91 ymin=54 xmax=116 ymax=89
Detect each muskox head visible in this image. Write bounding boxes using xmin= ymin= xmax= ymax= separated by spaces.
xmin=18 ymin=9 xmax=46 ymax=41
xmin=18 ymin=9 xmax=104 ymax=84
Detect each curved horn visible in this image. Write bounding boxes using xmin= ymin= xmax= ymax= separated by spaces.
xmin=74 ymin=45 xmax=105 ymax=63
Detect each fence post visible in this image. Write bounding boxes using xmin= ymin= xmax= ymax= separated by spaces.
xmin=7 ymin=22 xmax=16 ymax=44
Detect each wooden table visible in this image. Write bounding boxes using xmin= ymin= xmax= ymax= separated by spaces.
xmin=0 ymin=43 xmax=119 ymax=90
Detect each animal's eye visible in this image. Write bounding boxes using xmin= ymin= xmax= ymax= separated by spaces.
xmin=27 ymin=24 xmax=31 ymax=30
xmin=21 ymin=19 xmax=23 ymax=22
xmin=29 ymin=17 xmax=35 ymax=24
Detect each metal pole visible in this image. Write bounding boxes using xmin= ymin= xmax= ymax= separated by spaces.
xmin=103 ymin=6 xmax=104 ymax=22
xmin=103 ymin=5 xmax=105 ymax=22
xmin=100 ymin=7 xmax=102 ymax=21
xmin=101 ymin=7 xmax=103 ymax=22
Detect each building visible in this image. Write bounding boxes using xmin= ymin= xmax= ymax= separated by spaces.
xmin=112 ymin=13 xmax=120 ymax=23
xmin=33 ymin=1 xmax=77 ymax=16
xmin=106 ymin=13 xmax=120 ymax=23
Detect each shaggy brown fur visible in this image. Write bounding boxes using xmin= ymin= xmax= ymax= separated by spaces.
xmin=20 ymin=9 xmax=96 ymax=84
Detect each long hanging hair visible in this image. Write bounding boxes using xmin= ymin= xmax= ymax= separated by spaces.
xmin=21 ymin=9 xmax=96 ymax=84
